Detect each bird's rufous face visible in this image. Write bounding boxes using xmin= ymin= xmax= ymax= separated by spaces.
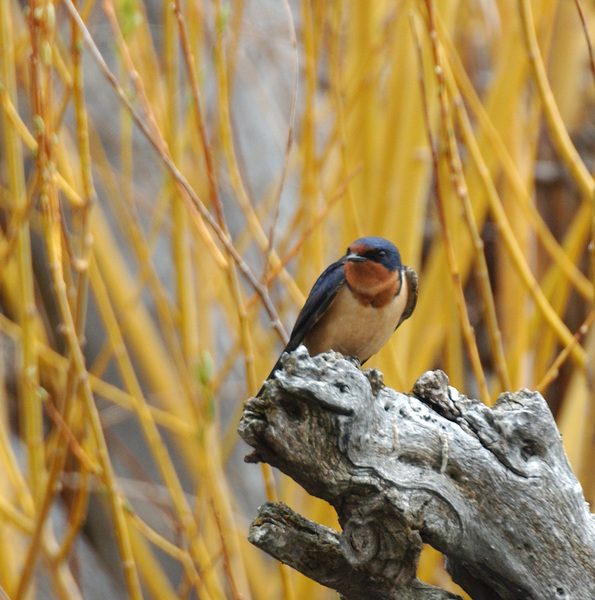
xmin=345 ymin=243 xmax=401 ymax=301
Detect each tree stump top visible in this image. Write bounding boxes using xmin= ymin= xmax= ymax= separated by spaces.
xmin=238 ymin=347 xmax=595 ymax=600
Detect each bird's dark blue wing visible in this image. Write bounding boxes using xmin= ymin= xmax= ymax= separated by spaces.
xmin=285 ymin=256 xmax=347 ymax=352
xmin=396 ymin=266 xmax=418 ymax=329
xmin=259 ymin=256 xmax=347 ymax=392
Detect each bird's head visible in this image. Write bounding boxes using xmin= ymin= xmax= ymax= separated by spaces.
xmin=345 ymin=236 xmax=402 ymax=271
xmin=344 ymin=237 xmax=403 ymax=297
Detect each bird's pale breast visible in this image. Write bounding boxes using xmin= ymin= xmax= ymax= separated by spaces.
xmin=303 ymin=276 xmax=410 ymax=363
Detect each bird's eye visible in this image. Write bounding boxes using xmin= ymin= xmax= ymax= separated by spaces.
xmin=377 ymin=249 xmax=387 ymax=259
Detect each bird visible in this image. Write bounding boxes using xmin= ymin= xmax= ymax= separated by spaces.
xmin=259 ymin=236 xmax=418 ymax=394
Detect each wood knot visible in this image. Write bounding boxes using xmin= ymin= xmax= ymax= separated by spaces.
xmin=341 ymin=517 xmax=380 ymax=567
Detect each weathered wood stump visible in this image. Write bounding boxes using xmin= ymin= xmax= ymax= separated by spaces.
xmin=238 ymin=346 xmax=595 ymax=600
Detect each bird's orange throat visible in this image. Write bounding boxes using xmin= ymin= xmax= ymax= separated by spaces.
xmin=344 ymin=261 xmax=401 ymax=308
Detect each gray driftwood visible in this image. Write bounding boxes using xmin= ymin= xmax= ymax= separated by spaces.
xmin=238 ymin=346 xmax=595 ymax=600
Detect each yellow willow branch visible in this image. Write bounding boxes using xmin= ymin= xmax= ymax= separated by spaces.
xmin=1 ymin=0 xmax=42 ymax=511
xmin=0 ymin=90 xmax=84 ymax=208
xmin=164 ymin=2 xmax=199 ymax=370
xmin=424 ymin=4 xmax=511 ymax=394
xmin=536 ymin=311 xmax=594 ymax=392
xmin=70 ymin=0 xmax=96 ymax=350
xmin=127 ymin=511 xmax=202 ymax=589
xmin=412 ymin=6 xmax=490 ymax=404
xmin=518 ymin=0 xmax=594 ymax=202
xmin=263 ymin=0 xmax=299 ymax=284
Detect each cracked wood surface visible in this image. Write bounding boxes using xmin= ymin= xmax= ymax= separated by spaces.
xmin=238 ymin=346 xmax=595 ymax=600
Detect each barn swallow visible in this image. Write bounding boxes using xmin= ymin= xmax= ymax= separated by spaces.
xmin=259 ymin=236 xmax=418 ymax=393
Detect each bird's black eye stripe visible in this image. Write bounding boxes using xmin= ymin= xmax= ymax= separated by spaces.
xmin=365 ymin=249 xmax=387 ymax=261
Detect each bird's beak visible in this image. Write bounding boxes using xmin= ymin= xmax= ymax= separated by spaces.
xmin=346 ymin=253 xmax=367 ymax=263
